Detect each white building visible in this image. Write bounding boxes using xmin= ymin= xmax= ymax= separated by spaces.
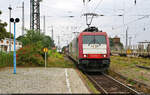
xmin=0 ymin=38 xmax=22 ymax=52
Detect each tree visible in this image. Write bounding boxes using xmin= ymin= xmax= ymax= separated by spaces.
xmin=0 ymin=10 xmax=13 ymax=40
xmin=109 ymin=38 xmax=114 ymax=50
xmin=42 ymin=36 xmax=55 ymax=48
xmin=17 ymin=30 xmax=55 ymax=49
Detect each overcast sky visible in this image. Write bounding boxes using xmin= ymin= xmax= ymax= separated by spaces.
xmin=0 ymin=0 xmax=150 ymax=48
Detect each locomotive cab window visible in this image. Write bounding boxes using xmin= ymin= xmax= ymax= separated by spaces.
xmin=83 ymin=35 xmax=106 ymax=44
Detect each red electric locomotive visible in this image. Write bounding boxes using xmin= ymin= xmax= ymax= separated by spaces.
xmin=68 ymin=27 xmax=110 ymax=72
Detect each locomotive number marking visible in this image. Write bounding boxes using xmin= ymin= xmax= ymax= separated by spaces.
xmin=90 ymin=44 xmax=99 ymax=48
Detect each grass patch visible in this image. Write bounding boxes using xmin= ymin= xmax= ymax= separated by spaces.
xmin=129 ymin=80 xmax=136 ymax=85
xmin=47 ymin=56 xmax=75 ymax=68
xmin=111 ymin=56 xmax=150 ymax=68
xmin=79 ymin=71 xmax=100 ymax=94
xmin=138 ymin=76 xmax=149 ymax=81
xmin=111 ymin=56 xmax=150 ymax=86
xmin=47 ymin=50 xmax=75 ymax=68
xmin=0 ymin=49 xmax=75 ymax=68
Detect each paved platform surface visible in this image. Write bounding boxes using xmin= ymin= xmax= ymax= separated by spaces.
xmin=0 ymin=67 xmax=90 ymax=94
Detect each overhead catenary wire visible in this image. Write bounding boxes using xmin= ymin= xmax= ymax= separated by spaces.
xmin=112 ymin=15 xmax=150 ymax=30
xmin=92 ymin=0 xmax=103 ymax=13
xmin=116 ymin=0 xmax=150 ymax=17
xmin=82 ymin=0 xmax=103 ymax=27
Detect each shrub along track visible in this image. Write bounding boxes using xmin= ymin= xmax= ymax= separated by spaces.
xmin=85 ymin=72 xmax=140 ymax=94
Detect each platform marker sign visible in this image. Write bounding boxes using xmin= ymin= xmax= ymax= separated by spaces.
xmin=126 ymin=49 xmax=132 ymax=55
xmin=43 ymin=48 xmax=48 ymax=53
xmin=43 ymin=48 xmax=48 ymax=68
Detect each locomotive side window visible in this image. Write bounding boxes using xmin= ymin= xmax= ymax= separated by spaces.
xmin=83 ymin=35 xmax=106 ymax=44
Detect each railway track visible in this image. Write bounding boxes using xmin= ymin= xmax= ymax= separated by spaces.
xmin=86 ymin=73 xmax=141 ymax=94
xmin=66 ymin=55 xmax=142 ymax=94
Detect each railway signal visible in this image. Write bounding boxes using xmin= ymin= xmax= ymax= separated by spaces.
xmin=10 ymin=18 xmax=20 ymax=74
xmin=43 ymin=48 xmax=48 ymax=69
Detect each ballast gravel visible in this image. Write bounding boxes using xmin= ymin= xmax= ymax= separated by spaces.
xmin=0 ymin=67 xmax=90 ymax=94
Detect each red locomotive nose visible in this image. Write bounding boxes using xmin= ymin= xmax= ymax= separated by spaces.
xmin=85 ymin=54 xmax=107 ymax=59
xmin=68 ymin=27 xmax=110 ymax=72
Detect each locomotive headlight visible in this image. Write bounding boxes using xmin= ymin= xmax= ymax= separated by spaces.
xmin=84 ymin=54 xmax=87 ymax=57
xmin=103 ymin=55 xmax=106 ymax=57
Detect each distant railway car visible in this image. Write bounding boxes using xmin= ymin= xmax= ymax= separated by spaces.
xmin=68 ymin=27 xmax=110 ymax=72
xmin=62 ymin=45 xmax=69 ymax=55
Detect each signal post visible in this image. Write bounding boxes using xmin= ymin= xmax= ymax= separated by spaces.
xmin=43 ymin=48 xmax=48 ymax=69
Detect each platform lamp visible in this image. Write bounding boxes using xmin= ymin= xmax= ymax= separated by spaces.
xmin=10 ymin=18 xmax=20 ymax=74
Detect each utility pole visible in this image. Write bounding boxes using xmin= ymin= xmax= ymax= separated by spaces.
xmin=57 ymin=36 xmax=60 ymax=52
xmin=17 ymin=2 xmax=25 ymax=36
xmin=126 ymin=26 xmax=128 ymax=49
xmin=43 ymin=15 xmax=46 ymax=34
xmin=73 ymin=32 xmax=79 ymax=38
xmin=51 ymin=25 xmax=54 ymax=40
xmin=66 ymin=40 xmax=69 ymax=45
xmin=129 ymin=36 xmax=132 ymax=49
xmin=120 ymin=0 xmax=128 ymax=50
xmin=8 ymin=5 xmax=12 ymax=52
xmin=22 ymin=2 xmax=24 ymax=35
xmin=48 ymin=26 xmax=54 ymax=40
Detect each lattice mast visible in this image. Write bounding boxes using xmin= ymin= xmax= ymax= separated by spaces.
xmin=30 ymin=0 xmax=41 ymax=31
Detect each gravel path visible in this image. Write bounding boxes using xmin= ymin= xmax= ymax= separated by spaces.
xmin=0 ymin=67 xmax=89 ymax=94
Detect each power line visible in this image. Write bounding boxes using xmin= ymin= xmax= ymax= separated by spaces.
xmin=112 ymin=15 xmax=150 ymax=30
xmin=92 ymin=0 xmax=103 ymax=13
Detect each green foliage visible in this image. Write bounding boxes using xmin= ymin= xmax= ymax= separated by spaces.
xmin=17 ymin=42 xmax=44 ymax=66
xmin=109 ymin=38 xmax=114 ymax=49
xmin=42 ymin=35 xmax=55 ymax=48
xmin=48 ymin=50 xmax=63 ymax=59
xmin=16 ymin=30 xmax=55 ymax=67
xmin=17 ymin=30 xmax=55 ymax=49
xmin=0 ymin=10 xmax=13 ymax=40
xmin=111 ymin=56 xmax=150 ymax=67
xmin=138 ymin=76 xmax=149 ymax=81
xmin=47 ymin=56 xmax=75 ymax=68
xmin=0 ymin=52 xmax=13 ymax=67
xmin=47 ymin=50 xmax=75 ymax=68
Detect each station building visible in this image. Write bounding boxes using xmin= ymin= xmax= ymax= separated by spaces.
xmin=0 ymin=38 xmax=22 ymax=52
xmin=113 ymin=36 xmax=123 ymax=51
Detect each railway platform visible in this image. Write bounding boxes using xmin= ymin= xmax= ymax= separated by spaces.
xmin=0 ymin=67 xmax=90 ymax=94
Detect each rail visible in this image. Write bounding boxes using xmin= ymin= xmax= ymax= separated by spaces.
xmin=85 ymin=73 xmax=141 ymax=94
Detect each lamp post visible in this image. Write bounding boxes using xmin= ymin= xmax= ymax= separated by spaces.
xmin=10 ymin=18 xmax=20 ymax=74
xmin=8 ymin=6 xmax=12 ymax=52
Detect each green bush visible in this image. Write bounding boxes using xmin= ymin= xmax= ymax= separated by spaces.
xmin=0 ymin=52 xmax=13 ymax=67
xmin=48 ymin=50 xmax=63 ymax=59
xmin=17 ymin=42 xmax=44 ymax=66
xmin=47 ymin=49 xmax=75 ymax=68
